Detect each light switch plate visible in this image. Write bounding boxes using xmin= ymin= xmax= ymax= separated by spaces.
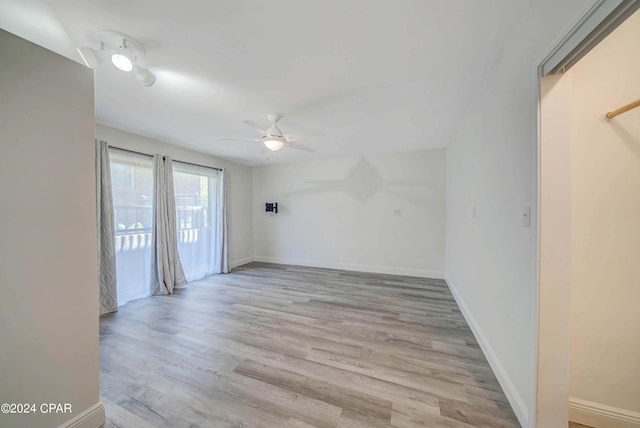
xmin=522 ymin=205 xmax=530 ymax=227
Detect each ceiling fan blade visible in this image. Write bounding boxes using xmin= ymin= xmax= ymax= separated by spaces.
xmin=217 ymin=138 xmax=261 ymax=142
xmin=286 ymin=142 xmax=315 ymax=152
xmin=243 ymin=121 xmax=267 ymax=136
xmin=284 ymin=131 xmax=324 ymax=142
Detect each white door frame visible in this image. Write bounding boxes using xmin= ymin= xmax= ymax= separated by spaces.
xmin=532 ymin=0 xmax=640 ymax=426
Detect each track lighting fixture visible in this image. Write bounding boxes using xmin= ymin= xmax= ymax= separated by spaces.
xmin=77 ymin=31 xmax=156 ymax=87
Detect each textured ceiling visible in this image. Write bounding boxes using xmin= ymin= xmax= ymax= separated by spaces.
xmin=0 ymin=0 xmax=532 ymax=165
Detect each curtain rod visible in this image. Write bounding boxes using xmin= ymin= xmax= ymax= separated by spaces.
xmin=605 ymin=98 xmax=640 ymax=120
xmin=109 ymin=145 xmax=222 ymax=171
xmin=171 ymin=159 xmax=222 ymax=172
xmin=109 ymin=146 xmax=152 ymax=158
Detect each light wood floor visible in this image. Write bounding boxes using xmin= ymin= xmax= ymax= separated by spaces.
xmin=100 ymin=262 xmax=520 ymax=427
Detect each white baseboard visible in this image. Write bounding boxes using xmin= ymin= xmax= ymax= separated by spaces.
xmin=230 ymin=256 xmax=254 ymax=269
xmin=57 ymin=401 xmax=105 ymax=428
xmin=253 ymin=256 xmax=444 ymax=279
xmin=570 ymin=397 xmax=640 ymax=428
xmin=444 ymin=274 xmax=528 ymax=427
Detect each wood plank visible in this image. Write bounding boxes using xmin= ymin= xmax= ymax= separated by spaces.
xmin=234 ymin=359 xmax=393 ymax=420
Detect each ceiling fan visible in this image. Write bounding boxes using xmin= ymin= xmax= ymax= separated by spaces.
xmin=218 ymin=114 xmax=322 ymax=152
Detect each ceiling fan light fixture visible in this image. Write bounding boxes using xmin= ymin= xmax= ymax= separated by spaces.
xmin=220 ymin=115 xmax=320 ymax=153
xmin=264 ymin=139 xmax=285 ymax=151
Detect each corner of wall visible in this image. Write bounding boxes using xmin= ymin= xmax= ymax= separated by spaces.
xmin=230 ymin=256 xmax=254 ymax=269
xmin=57 ymin=402 xmax=105 ymax=428
xmin=444 ymin=273 xmax=529 ymax=427
xmin=569 ymin=398 xmax=640 ymax=428
xmin=249 ymin=164 xmax=256 ymax=263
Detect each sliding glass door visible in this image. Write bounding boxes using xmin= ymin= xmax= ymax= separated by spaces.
xmin=173 ymin=162 xmax=221 ymax=281
xmin=106 ymin=152 xmax=224 ymax=307
xmin=109 ymin=149 xmax=154 ymax=306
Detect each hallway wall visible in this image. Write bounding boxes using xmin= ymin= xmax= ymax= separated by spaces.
xmin=0 ymin=30 xmax=102 ymax=428
xmin=444 ymin=1 xmax=593 ymax=426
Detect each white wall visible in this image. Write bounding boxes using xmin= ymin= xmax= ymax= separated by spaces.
xmin=0 ymin=30 xmax=102 ymax=427
xmin=444 ymin=1 xmax=592 ymax=426
xmin=567 ymin=10 xmax=640 ymax=426
xmin=253 ymin=150 xmax=445 ymax=278
xmin=96 ymin=124 xmax=254 ymax=268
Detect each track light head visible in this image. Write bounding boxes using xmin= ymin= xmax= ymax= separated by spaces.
xmin=134 ymin=65 xmax=156 ymax=87
xmin=111 ymin=39 xmax=135 ymax=72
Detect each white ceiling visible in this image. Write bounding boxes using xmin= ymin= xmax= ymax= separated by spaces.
xmin=0 ymin=0 xmax=531 ymax=165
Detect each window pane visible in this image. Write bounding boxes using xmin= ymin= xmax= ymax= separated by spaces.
xmin=109 ymin=149 xmax=154 ymax=306
xmin=111 ymin=163 xmax=134 ymax=189
xmin=173 ymin=162 xmax=218 ymax=281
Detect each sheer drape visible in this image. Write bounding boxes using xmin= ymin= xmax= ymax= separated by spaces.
xmin=96 ymin=140 xmax=118 ymax=315
xmin=173 ymin=163 xmax=228 ymax=280
xmin=151 ymin=155 xmax=187 ymax=295
xmin=109 ymin=149 xmax=154 ymax=306
xmin=215 ymin=169 xmax=229 ymax=274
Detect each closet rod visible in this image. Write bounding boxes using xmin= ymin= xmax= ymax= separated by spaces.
xmin=109 ymin=145 xmax=222 ymax=171
xmin=605 ymin=98 xmax=640 ymax=120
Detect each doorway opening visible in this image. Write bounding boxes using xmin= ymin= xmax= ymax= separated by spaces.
xmin=537 ymin=3 xmax=640 ymax=427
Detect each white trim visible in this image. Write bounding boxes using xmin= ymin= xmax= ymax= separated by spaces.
xmin=57 ymin=401 xmax=105 ymax=428
xmin=569 ymin=397 xmax=640 ymax=427
xmin=530 ymin=54 xmax=544 ymax=428
xmin=540 ymin=0 xmax=640 ymax=75
xmin=253 ymin=256 xmax=444 ymax=279
xmin=230 ymin=256 xmax=254 ymax=269
xmin=444 ymin=274 xmax=528 ymax=427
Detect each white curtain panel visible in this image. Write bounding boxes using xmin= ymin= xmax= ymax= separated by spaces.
xmin=96 ymin=140 xmax=118 ymax=315
xmin=108 ymin=149 xmax=154 ymax=307
xmin=151 ymin=155 xmax=187 ymax=295
xmin=173 ymin=163 xmax=228 ymax=279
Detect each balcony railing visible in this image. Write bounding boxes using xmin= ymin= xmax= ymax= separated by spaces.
xmin=113 ymin=203 xmax=209 ymax=251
